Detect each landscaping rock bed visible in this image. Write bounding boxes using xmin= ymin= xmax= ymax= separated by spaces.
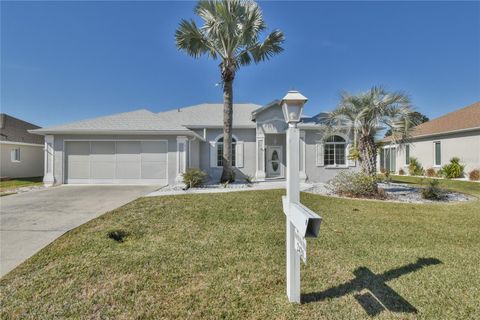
xmin=304 ymin=182 xmax=473 ymax=203
xmin=149 ymin=179 xmax=473 ymax=203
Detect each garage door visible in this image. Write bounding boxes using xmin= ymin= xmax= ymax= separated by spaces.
xmin=65 ymin=140 xmax=168 ymax=184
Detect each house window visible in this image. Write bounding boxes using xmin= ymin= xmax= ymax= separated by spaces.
xmin=11 ymin=148 xmax=21 ymax=162
xmin=217 ymin=137 xmax=236 ymax=167
xmin=324 ymin=135 xmax=346 ymax=166
xmin=434 ymin=142 xmax=441 ymax=166
xmin=405 ymin=145 xmax=410 ymax=165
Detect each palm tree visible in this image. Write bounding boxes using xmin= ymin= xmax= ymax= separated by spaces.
xmin=327 ymin=86 xmax=416 ymax=176
xmin=175 ymin=0 xmax=284 ymax=182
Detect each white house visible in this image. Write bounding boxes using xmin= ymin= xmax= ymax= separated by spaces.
xmin=31 ymin=92 xmax=358 ymax=186
xmin=0 ymin=114 xmax=44 ymax=179
xmin=380 ymin=102 xmax=480 ymax=175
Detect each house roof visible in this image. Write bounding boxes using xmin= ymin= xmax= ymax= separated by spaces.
xmin=0 ymin=113 xmax=44 ymax=145
xmin=250 ymin=100 xmax=280 ymax=120
xmin=383 ymin=101 xmax=480 ymax=142
xmin=30 ymin=109 xmax=197 ymax=136
xmin=30 ymin=101 xmax=338 ymax=136
xmin=158 ymin=103 xmax=261 ymax=128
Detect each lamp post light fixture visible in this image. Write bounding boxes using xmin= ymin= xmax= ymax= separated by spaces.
xmin=282 ymin=90 xmax=308 ymax=124
xmin=281 ymin=90 xmax=322 ymax=303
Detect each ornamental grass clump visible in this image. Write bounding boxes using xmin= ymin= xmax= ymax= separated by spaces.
xmin=328 ymin=171 xmax=381 ymax=199
xmin=408 ymin=157 xmax=424 ymax=176
xmin=421 ymin=179 xmax=444 ymax=200
xmin=469 ymin=169 xmax=480 ymax=181
xmin=440 ymin=157 xmax=465 ymax=179
xmin=425 ymin=167 xmax=437 ymax=177
xmin=182 ymin=168 xmax=207 ymax=189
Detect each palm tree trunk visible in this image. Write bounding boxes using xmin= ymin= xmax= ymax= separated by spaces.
xmin=359 ymin=134 xmax=377 ymax=176
xmin=220 ymin=78 xmax=234 ymax=183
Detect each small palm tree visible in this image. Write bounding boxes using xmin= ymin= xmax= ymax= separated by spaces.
xmin=327 ymin=86 xmax=416 ymax=176
xmin=175 ymin=0 xmax=284 ymax=182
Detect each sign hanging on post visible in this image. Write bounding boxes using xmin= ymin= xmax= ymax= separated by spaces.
xmin=294 ymin=229 xmax=307 ymax=263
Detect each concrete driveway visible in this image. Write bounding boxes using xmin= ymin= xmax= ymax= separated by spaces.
xmin=0 ymin=185 xmax=159 ymax=277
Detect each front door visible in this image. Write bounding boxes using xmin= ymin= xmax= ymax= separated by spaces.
xmin=267 ymin=146 xmax=282 ymax=178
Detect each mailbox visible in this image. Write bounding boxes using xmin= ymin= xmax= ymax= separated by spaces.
xmin=282 ymin=196 xmax=322 ymax=238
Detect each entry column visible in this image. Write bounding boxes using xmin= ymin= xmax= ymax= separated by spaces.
xmin=176 ymin=136 xmax=188 ymax=183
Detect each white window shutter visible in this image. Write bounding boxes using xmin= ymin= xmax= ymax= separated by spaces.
xmin=316 ymin=143 xmax=324 ymax=166
xmin=235 ymin=141 xmax=244 ymax=168
xmin=347 ymin=143 xmax=356 ymax=167
xmin=210 ymin=142 xmax=217 ymax=167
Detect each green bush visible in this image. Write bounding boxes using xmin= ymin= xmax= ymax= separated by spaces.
xmin=182 ymin=168 xmax=207 ymax=189
xmin=408 ymin=157 xmax=424 ymax=176
xmin=328 ymin=171 xmax=380 ymax=198
xmin=244 ymin=175 xmax=254 ymax=185
xmin=440 ymin=157 xmax=465 ymax=179
xmin=421 ymin=179 xmax=444 ymax=200
xmin=469 ymin=169 xmax=480 ymax=181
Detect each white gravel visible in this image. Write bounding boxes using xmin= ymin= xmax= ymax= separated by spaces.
xmin=147 ymin=179 xmax=473 ymax=204
xmin=303 ymin=182 xmax=473 ymax=204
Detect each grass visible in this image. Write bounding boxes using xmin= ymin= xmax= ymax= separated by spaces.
xmin=0 ymin=177 xmax=43 ymax=193
xmin=1 ymin=182 xmax=479 ymax=319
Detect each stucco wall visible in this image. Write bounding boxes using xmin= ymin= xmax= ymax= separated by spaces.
xmin=198 ymin=128 xmax=256 ymax=181
xmin=382 ymin=130 xmax=480 ymax=175
xmin=0 ymin=143 xmax=44 ymax=178
xmin=304 ymin=130 xmax=359 ymax=182
xmin=51 ymin=134 xmax=181 ymax=185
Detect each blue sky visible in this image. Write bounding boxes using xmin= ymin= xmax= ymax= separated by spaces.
xmin=2 ymin=1 xmax=479 ymax=127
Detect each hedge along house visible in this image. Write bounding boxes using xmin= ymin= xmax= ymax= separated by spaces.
xmin=31 ymin=92 xmax=358 ymax=186
xmin=379 ymin=101 xmax=480 ymax=175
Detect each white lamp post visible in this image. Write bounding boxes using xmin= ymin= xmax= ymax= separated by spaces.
xmin=282 ymin=90 xmax=322 ymax=303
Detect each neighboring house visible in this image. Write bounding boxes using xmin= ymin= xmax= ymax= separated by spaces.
xmin=0 ymin=114 xmax=44 ymax=179
xmin=380 ymin=102 xmax=480 ymax=175
xmin=31 ymin=92 xmax=358 ymax=186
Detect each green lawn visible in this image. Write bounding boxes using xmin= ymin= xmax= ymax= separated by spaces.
xmin=1 ymin=179 xmax=479 ymax=319
xmin=0 ymin=177 xmax=43 ymax=193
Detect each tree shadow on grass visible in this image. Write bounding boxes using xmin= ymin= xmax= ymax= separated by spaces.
xmin=302 ymin=258 xmax=442 ymax=316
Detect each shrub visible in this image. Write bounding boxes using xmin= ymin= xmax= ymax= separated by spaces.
xmin=328 ymin=171 xmax=380 ymax=198
xmin=421 ymin=179 xmax=444 ymax=200
xmin=425 ymin=167 xmax=436 ymax=177
xmin=469 ymin=169 xmax=480 ymax=181
xmin=408 ymin=157 xmax=424 ymax=176
xmin=440 ymin=157 xmax=465 ymax=179
xmin=244 ymin=175 xmax=254 ymax=185
xmin=182 ymin=168 xmax=207 ymax=189
xmin=398 ymin=168 xmax=405 ymax=175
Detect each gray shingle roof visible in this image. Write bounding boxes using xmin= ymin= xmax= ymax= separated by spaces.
xmin=0 ymin=114 xmax=44 ymax=144
xmin=31 ymin=109 xmax=190 ymax=134
xmin=158 ymin=103 xmax=261 ymax=128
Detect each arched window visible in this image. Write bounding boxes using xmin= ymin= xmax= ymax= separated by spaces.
xmin=217 ymin=137 xmax=236 ymax=167
xmin=324 ymin=135 xmax=346 ymax=166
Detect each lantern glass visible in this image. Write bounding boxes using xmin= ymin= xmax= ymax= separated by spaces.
xmin=281 ymin=90 xmax=308 ymax=124
xmin=282 ymin=102 xmax=303 ymax=123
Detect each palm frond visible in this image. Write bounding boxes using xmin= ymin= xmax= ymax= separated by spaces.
xmin=175 ymin=19 xmax=213 ymax=58
xmin=250 ymin=30 xmax=285 ymax=63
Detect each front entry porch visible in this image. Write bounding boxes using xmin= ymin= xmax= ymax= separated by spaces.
xmin=255 ymin=132 xmax=306 ymax=181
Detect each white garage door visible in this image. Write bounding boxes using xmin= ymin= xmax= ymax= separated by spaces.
xmin=65 ymin=140 xmax=168 ymax=184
